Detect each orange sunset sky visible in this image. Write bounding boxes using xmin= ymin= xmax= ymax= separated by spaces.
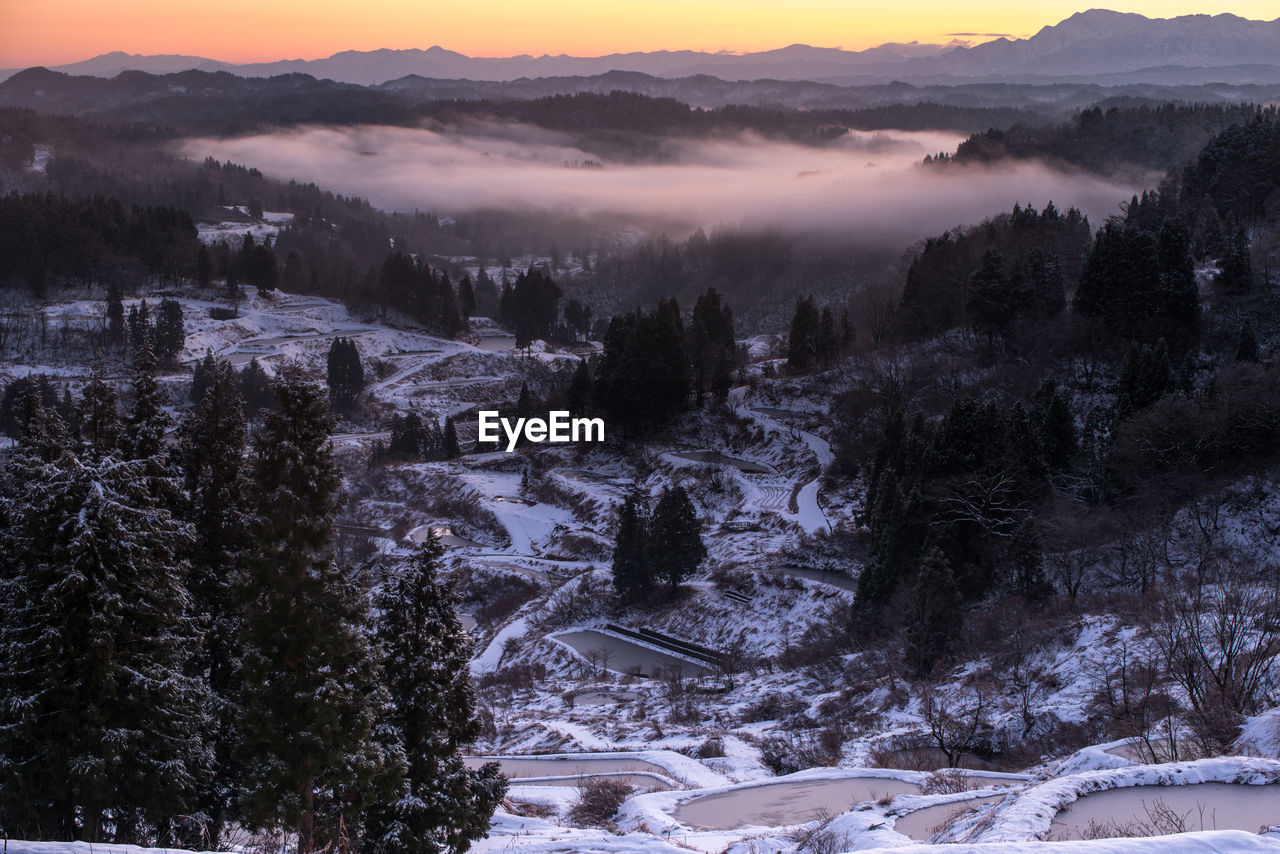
xmin=3 ymin=0 xmax=1277 ymax=69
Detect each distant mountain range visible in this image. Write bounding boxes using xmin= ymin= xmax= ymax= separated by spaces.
xmin=5 ymin=10 xmax=1280 ymax=87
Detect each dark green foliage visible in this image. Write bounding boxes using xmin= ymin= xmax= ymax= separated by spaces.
xmin=238 ymin=358 xmax=273 ymax=421
xmin=1236 ymin=321 xmax=1261 ymax=362
xmin=593 ymin=299 xmax=691 ymax=433
xmin=176 ymin=358 xmax=249 ymax=842
xmin=118 ymin=337 xmax=170 ymax=464
xmin=1073 ymin=220 xmax=1199 ymax=346
xmin=1117 ymin=339 xmax=1174 ymax=414
xmin=382 ymin=411 xmax=457 ymax=462
xmin=118 ymin=340 xmax=166 ymax=460
xmin=517 ymin=381 xmax=537 ymax=417
xmin=566 ymin=359 xmax=592 ymax=416
xmin=192 ymin=350 xmax=217 ymax=403
xmin=564 ymin=298 xmax=592 ymax=341
xmin=947 ymin=103 xmax=1263 ymax=175
xmin=128 ymin=299 xmax=151 ymax=352
xmin=326 ymin=336 xmax=365 ymax=409
xmin=442 ymin=417 xmax=461 ymax=459
xmin=855 ymin=388 xmax=1078 ymax=636
xmin=237 ymin=234 xmax=278 ymax=291
xmin=196 ymin=245 xmax=213 ymax=286
xmin=648 ymin=486 xmax=706 ymax=596
xmin=364 ymin=535 xmax=506 ymax=854
xmin=903 ymin=547 xmax=962 ymax=676
xmin=457 ymin=275 xmax=476 ymax=320
xmin=611 ymin=491 xmax=651 ymax=602
xmin=689 ymin=287 xmax=736 ymax=399
xmin=0 ymin=193 xmax=199 ymax=294
xmin=1181 ymin=109 xmax=1280 ymax=224
xmin=787 ymin=295 xmax=820 ymax=372
xmin=0 ymin=373 xmax=58 ymax=439
xmin=78 ymin=357 xmax=121 ymax=457
xmin=1007 ymin=520 xmax=1052 ymax=602
xmin=155 ymin=298 xmax=185 ymax=366
xmin=106 ymin=282 xmax=125 ymax=345
xmin=966 ymin=247 xmax=1067 ymax=347
xmin=0 ymin=395 xmax=212 ymax=843
xmin=376 ymin=252 xmax=464 ymax=338
xmin=236 ymin=379 xmax=391 ymax=853
xmin=966 ymin=249 xmax=1012 ymax=346
xmin=1110 ymin=361 xmax=1280 ymax=486
xmin=500 ymin=267 xmax=561 ymax=348
xmin=898 ymin=202 xmax=1090 ymax=338
xmin=1215 ymin=225 xmax=1254 ymax=295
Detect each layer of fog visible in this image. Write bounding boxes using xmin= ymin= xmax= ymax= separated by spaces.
xmin=183 ymin=123 xmax=1148 ymax=242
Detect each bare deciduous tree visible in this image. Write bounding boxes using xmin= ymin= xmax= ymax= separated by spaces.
xmin=920 ymin=686 xmax=990 ymax=768
xmin=1150 ymin=575 xmax=1280 ymax=752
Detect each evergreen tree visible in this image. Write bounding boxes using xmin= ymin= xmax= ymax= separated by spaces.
xmin=127 ymin=299 xmax=151 ymax=352
xmin=1007 ymin=519 xmax=1051 ymax=602
xmin=155 ymin=298 xmax=185 ymax=367
xmin=457 ymin=275 xmax=476 ymax=321
xmin=689 ymin=288 xmax=736 ymax=401
xmin=239 ymin=358 xmax=273 ymax=421
xmin=364 ymin=535 xmax=506 ymax=854
xmin=517 ymin=381 xmax=537 ymax=417
xmin=176 ymin=358 xmax=249 ymax=842
xmin=611 ymin=491 xmax=651 ymax=602
xmin=648 ymin=486 xmax=705 ymax=597
xmin=0 ymin=397 xmax=212 ymax=842
xmin=1237 ymin=320 xmax=1261 ymax=362
xmin=106 ymin=282 xmax=125 ymax=346
xmin=818 ymin=306 xmax=838 ymax=367
xmin=119 ymin=337 xmax=170 ymax=464
xmin=593 ymin=301 xmax=690 ymax=433
xmin=787 ymin=296 xmax=819 ymax=372
xmin=79 ymin=354 xmax=121 ymax=458
xmin=966 ymin=248 xmax=1014 ymax=346
xmin=326 ymin=337 xmax=364 ymax=410
xmin=236 ymin=379 xmax=391 ymax=854
xmin=903 ymin=547 xmax=962 ymax=676
xmin=192 ymin=350 xmax=217 ymax=404
xmin=1117 ymin=339 xmax=1173 ymax=414
xmin=442 ymin=417 xmax=461 ymax=459
xmin=1216 ymin=225 xmax=1254 ymax=295
xmin=566 ymin=359 xmax=592 ymax=416
xmin=196 ymin=245 xmax=213 ymax=286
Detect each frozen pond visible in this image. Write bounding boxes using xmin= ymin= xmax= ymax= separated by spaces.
xmin=777 ymin=565 xmax=858 ymax=591
xmin=674 ymin=776 xmax=921 ymax=830
xmin=464 ymin=755 xmax=670 ymax=779
xmin=573 ymin=689 xmax=640 ymax=706
xmin=894 ymin=794 xmax=1002 ymax=841
xmin=513 ymin=772 xmax=674 ymax=790
xmin=475 ymin=335 xmax=516 ymax=352
xmin=553 ymin=629 xmax=714 ymax=677
xmin=1050 ymin=783 xmax=1280 ymax=839
xmin=753 ymin=406 xmax=815 ymax=420
xmin=669 ymin=451 xmax=773 ymax=474
xmin=459 ymin=614 xmax=477 ymax=633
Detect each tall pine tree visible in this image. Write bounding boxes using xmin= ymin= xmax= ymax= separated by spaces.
xmin=365 ymin=535 xmax=505 ymax=854
xmin=235 ymin=378 xmax=392 ymax=854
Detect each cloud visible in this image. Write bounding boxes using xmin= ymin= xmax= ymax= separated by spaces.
xmin=182 ymin=123 xmax=1146 ymax=245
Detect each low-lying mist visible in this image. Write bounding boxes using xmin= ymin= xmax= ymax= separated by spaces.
xmin=183 ymin=123 xmax=1148 ymax=244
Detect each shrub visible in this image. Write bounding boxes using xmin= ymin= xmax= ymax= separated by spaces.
xmin=568 ymin=777 xmax=633 ymax=827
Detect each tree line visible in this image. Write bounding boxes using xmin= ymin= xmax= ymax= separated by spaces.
xmin=0 ymin=354 xmax=503 ymax=851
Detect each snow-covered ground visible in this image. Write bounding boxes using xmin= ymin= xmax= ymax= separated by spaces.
xmin=11 ymin=283 xmax=1280 ymax=853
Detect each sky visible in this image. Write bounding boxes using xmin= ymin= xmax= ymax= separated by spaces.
xmin=3 ymin=0 xmax=1277 ymax=68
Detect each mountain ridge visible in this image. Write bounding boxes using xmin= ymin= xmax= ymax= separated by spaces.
xmin=3 ymin=10 xmax=1279 ymax=87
